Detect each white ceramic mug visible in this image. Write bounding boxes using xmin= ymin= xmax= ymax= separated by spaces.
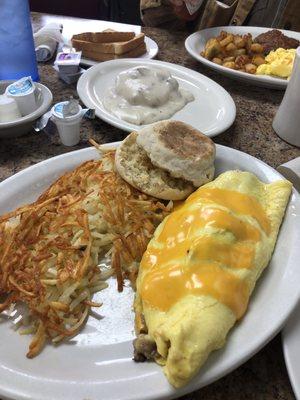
xmin=273 ymin=47 xmax=300 ymax=147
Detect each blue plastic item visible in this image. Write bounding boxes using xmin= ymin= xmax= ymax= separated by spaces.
xmin=0 ymin=0 xmax=39 ymax=81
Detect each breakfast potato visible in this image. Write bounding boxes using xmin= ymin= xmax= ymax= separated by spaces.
xmin=245 ymin=63 xmax=257 ymax=74
xmin=225 ymin=42 xmax=237 ymax=53
xmin=235 ymin=55 xmax=250 ymax=69
xmin=217 ymin=31 xmax=228 ymax=41
xmin=223 ymin=61 xmax=236 ymax=69
xmin=251 ymin=43 xmax=264 ymax=53
xmin=252 ymin=54 xmax=266 ymax=66
xmin=223 ymin=56 xmax=235 ymax=62
xmin=235 ymin=48 xmax=246 ymax=56
xmin=220 ymin=34 xmax=234 ymax=47
xmin=212 ymin=57 xmax=222 ymax=65
xmin=204 ymin=38 xmax=222 ymax=60
xmin=234 ymin=36 xmax=246 ymax=49
xmin=243 ymin=33 xmax=253 ymax=52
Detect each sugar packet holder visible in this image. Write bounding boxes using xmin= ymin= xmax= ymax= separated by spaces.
xmin=54 ymin=51 xmax=82 ymax=74
xmin=53 ymin=65 xmax=85 ymax=85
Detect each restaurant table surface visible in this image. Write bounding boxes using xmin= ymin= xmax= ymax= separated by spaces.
xmin=0 ymin=11 xmax=299 ymax=400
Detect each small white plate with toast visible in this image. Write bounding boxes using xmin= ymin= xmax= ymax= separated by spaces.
xmin=80 ymin=36 xmax=158 ymax=67
xmin=77 ymin=59 xmax=236 ymax=136
xmin=63 ymin=21 xmax=159 ymax=65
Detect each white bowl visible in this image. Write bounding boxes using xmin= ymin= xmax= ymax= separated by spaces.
xmin=0 ymin=80 xmax=53 ymax=138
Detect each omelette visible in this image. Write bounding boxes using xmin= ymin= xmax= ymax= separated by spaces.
xmin=134 ymin=170 xmax=292 ymax=388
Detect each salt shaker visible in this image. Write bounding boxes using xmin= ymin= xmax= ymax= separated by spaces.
xmin=273 ymin=47 xmax=300 ymax=147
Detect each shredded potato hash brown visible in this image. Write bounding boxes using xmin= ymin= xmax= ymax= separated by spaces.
xmin=0 ymin=149 xmax=172 ymax=358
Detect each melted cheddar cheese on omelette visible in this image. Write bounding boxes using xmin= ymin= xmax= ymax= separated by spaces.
xmin=134 ymin=170 xmax=292 ymax=388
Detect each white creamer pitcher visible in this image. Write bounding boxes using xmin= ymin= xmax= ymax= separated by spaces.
xmin=273 ymin=47 xmax=300 ymax=147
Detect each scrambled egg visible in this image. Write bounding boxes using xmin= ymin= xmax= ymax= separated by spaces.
xmin=135 ymin=171 xmax=292 ymax=388
xmin=256 ymin=48 xmax=296 ymax=78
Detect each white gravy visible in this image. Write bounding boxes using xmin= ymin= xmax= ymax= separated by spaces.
xmin=103 ymin=66 xmax=194 ymax=125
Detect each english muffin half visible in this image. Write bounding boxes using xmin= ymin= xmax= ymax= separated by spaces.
xmin=136 ymin=120 xmax=215 ymax=187
xmin=115 ymin=131 xmax=194 ymax=201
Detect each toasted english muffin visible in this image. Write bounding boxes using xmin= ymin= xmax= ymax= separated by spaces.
xmin=115 ymin=131 xmax=194 ymax=201
xmin=136 ymin=120 xmax=215 ymax=187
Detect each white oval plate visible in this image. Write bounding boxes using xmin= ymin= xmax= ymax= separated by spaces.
xmin=0 ymin=143 xmax=300 ymax=400
xmin=185 ymin=26 xmax=300 ymax=90
xmin=80 ymin=36 xmax=159 ymax=67
xmin=77 ymin=59 xmax=236 ymax=137
xmin=283 ymin=304 xmax=300 ymax=399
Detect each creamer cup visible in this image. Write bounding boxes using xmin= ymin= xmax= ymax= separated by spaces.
xmin=51 ymin=101 xmax=82 ymax=146
xmin=34 ymin=98 xmax=94 ymax=134
xmin=0 ymin=94 xmax=22 ymax=123
xmin=5 ymin=76 xmax=38 ymax=116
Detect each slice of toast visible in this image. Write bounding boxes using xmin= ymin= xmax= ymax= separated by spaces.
xmin=72 ymin=33 xmax=145 ymax=55
xmin=72 ymin=31 xmax=135 ymax=44
xmin=81 ymin=42 xmax=147 ymax=61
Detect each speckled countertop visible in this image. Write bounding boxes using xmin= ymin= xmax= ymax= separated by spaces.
xmin=0 ymin=12 xmax=299 ymax=400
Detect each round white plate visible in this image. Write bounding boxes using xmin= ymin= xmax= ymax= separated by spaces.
xmin=80 ymin=36 xmax=159 ymax=67
xmin=77 ymin=59 xmax=236 ymax=137
xmin=0 ymin=143 xmax=300 ymax=400
xmin=283 ymin=304 xmax=300 ymax=399
xmin=185 ymin=26 xmax=300 ymax=90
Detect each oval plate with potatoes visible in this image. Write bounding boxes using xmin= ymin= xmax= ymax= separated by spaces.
xmin=185 ymin=26 xmax=300 ymax=90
